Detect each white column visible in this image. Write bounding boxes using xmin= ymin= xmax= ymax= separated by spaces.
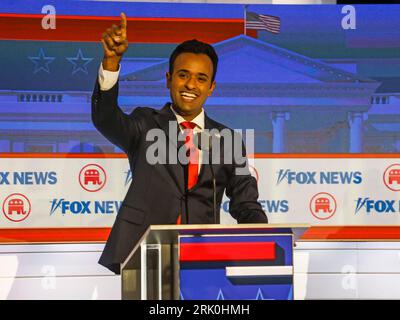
xmin=348 ymin=112 xmax=366 ymax=153
xmin=58 ymin=142 xmax=70 ymax=153
xmin=12 ymin=142 xmax=24 ymax=152
xmin=82 ymin=143 xmax=94 ymax=153
xmin=67 ymin=140 xmax=81 ymax=153
xmin=271 ymin=112 xmax=290 ymax=153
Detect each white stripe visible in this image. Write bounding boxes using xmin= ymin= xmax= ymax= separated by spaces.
xmin=259 ymin=16 xmax=280 ymax=22
xmin=263 ymin=24 xmax=280 ymax=29
xmin=264 ymin=25 xmax=280 ymax=29
xmin=245 ymin=24 xmax=267 ymax=28
xmin=246 ymin=24 xmax=266 ymax=29
xmin=260 ymin=21 xmax=280 ymax=27
xmin=226 ymin=266 xmax=293 ymax=277
xmin=261 ymin=20 xmax=280 ymax=26
xmin=259 ymin=18 xmax=280 ymax=23
xmin=246 ymin=21 xmax=264 ymax=25
xmin=246 ymin=23 xmax=273 ymax=28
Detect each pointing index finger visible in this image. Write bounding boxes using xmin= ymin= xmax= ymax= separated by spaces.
xmin=120 ymin=12 xmax=127 ymax=36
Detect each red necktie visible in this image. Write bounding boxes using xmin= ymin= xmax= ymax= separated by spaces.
xmin=176 ymin=121 xmax=199 ymax=224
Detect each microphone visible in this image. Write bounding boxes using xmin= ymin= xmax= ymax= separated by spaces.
xmin=194 ymin=131 xmax=219 ymax=224
xmin=194 ymin=130 xmax=221 ymax=152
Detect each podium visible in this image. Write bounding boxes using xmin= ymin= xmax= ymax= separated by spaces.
xmin=121 ymin=224 xmax=308 ymax=300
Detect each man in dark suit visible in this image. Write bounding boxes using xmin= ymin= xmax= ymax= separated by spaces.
xmin=92 ymin=13 xmax=268 ymax=274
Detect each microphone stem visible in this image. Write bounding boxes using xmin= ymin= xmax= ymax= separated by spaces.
xmin=209 ymin=141 xmax=217 ymax=224
xmin=212 ymin=175 xmax=217 ymax=224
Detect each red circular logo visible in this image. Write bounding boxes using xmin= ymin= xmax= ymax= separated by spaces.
xmin=78 ymin=164 xmax=107 ymax=192
xmin=2 ymin=193 xmax=32 ymax=222
xmin=309 ymin=192 xmax=337 ymax=220
xmin=383 ymin=164 xmax=400 ymax=192
xmin=249 ymin=165 xmax=259 ymax=182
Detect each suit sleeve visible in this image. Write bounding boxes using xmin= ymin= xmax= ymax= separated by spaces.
xmin=225 ymin=132 xmax=268 ymax=223
xmin=91 ymin=79 xmax=142 ymax=154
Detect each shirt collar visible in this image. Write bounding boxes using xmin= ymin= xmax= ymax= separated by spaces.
xmin=169 ymin=104 xmax=204 ymax=130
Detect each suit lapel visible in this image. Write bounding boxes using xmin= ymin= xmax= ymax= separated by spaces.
xmin=193 ymin=113 xmax=222 ymax=188
xmin=152 ymin=106 xmax=223 ymax=193
xmin=154 ymin=104 xmax=185 ymax=194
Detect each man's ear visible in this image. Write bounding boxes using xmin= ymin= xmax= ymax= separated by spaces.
xmin=166 ymin=72 xmax=171 ymax=89
xmin=208 ymin=81 xmax=216 ymax=97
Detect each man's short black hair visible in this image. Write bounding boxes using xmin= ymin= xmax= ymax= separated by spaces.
xmin=169 ymin=39 xmax=218 ymax=83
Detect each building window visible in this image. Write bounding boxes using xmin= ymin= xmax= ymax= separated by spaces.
xmin=26 ymin=145 xmax=54 ymax=153
xmin=372 ymin=96 xmax=390 ymax=104
xmin=94 ymin=145 xmax=115 ymax=154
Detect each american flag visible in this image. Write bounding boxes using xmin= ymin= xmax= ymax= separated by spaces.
xmin=246 ymin=11 xmax=281 ymax=34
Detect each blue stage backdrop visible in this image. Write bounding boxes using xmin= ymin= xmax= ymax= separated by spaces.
xmin=0 ymin=2 xmax=399 ymax=154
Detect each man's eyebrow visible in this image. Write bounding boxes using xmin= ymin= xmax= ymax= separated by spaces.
xmin=198 ymin=73 xmax=209 ymax=78
xmin=177 ymin=69 xmax=210 ymax=78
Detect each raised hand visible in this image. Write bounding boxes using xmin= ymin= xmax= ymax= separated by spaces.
xmin=101 ymin=12 xmax=128 ymax=71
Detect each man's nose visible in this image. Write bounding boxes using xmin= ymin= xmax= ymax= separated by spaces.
xmin=184 ymin=76 xmax=196 ymax=89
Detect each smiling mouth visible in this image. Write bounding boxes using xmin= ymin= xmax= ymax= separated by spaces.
xmin=180 ymin=92 xmax=198 ymax=101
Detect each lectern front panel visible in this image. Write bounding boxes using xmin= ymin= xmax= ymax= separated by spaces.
xmin=179 ymin=234 xmax=294 ymax=300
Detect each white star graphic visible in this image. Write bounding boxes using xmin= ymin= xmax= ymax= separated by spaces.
xmin=28 ymin=48 xmax=55 ymax=74
xmin=255 ymin=288 xmax=265 ymax=300
xmin=216 ymin=289 xmax=225 ymax=300
xmin=66 ymin=49 xmax=93 ymax=75
xmin=287 ymin=286 xmax=293 ymax=300
xmin=252 ymin=288 xmax=275 ymax=300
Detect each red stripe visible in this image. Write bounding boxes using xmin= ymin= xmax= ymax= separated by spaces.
xmin=249 ymin=153 xmax=400 ymax=158
xmin=2 ymin=152 xmax=400 ymax=159
xmin=301 ymin=227 xmax=400 ymax=241
xmin=0 ymin=13 xmax=243 ymax=22
xmin=0 ymin=14 xmax=256 ymax=43
xmin=2 ymin=227 xmax=400 ymax=243
xmin=0 ymin=228 xmax=110 ymax=243
xmin=179 ymin=242 xmax=276 ymax=262
xmin=0 ymin=153 xmax=127 ymax=158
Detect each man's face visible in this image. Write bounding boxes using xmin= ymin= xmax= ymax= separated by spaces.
xmin=166 ymin=52 xmax=216 ymax=120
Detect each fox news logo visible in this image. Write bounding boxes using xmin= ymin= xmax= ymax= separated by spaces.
xmin=276 ymin=170 xmax=362 ymax=185
xmin=355 ymin=198 xmax=400 ymax=214
xmin=50 ymin=199 xmax=121 ymax=215
xmin=0 ymin=171 xmax=57 ymax=185
xmin=383 ymin=164 xmax=400 ymax=192
xmin=79 ymin=164 xmax=107 ymax=192
xmin=125 ymin=169 xmax=132 ymax=186
xmin=222 ymin=199 xmax=289 ymax=213
xmin=2 ymin=193 xmax=31 ymax=222
xmin=309 ymin=192 xmax=337 ymax=220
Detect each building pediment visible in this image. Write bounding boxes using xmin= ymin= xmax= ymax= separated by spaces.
xmin=120 ymin=35 xmax=374 ymax=84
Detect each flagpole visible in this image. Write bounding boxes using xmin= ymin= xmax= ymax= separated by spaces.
xmin=244 ymin=5 xmax=248 ymax=36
